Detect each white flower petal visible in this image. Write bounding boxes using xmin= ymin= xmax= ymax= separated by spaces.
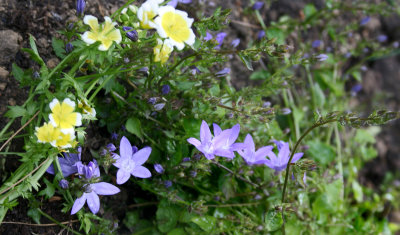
xmin=81 ymin=32 xmax=96 ymax=44
xmin=49 ymin=98 xmax=59 ymax=111
xmin=62 ymin=98 xmax=76 ymax=109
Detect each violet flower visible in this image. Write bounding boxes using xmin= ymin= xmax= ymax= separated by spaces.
xmin=252 ymin=1 xmax=264 ymax=10
xmin=311 ymin=40 xmax=321 ymax=48
xmin=113 ymin=136 xmax=152 ymax=184
xmin=204 ymin=32 xmax=213 ymax=41
xmin=237 ymin=134 xmax=273 ymax=165
xmin=257 ymin=30 xmax=265 ymax=40
xmin=71 ymin=161 xmax=120 ymax=214
xmin=187 ymin=120 xmax=240 ymax=160
xmin=161 ymin=84 xmax=171 ymax=95
xmin=216 ymin=67 xmax=230 ymax=77
xmin=154 ymin=164 xmax=164 ymax=173
xmin=65 ymin=43 xmax=74 ymax=53
xmin=59 ymin=179 xmax=69 ymax=189
xmin=212 ymin=123 xmax=242 ymax=159
xmin=47 ymin=147 xmax=82 ymax=177
xmin=111 ymin=132 xmax=119 ymax=141
xmin=231 ymin=38 xmax=240 ymax=48
xmin=265 ymin=141 xmax=303 ymax=171
xmin=377 ymin=34 xmax=388 ymax=43
xmin=214 ymin=32 xmax=227 ymax=49
xmin=316 ymin=54 xmax=328 ymax=61
xmin=360 ymin=16 xmax=370 ymax=26
xmin=167 ymin=0 xmax=192 ymax=7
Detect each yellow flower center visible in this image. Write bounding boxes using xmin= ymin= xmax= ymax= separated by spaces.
xmin=161 ymin=12 xmax=191 ymax=43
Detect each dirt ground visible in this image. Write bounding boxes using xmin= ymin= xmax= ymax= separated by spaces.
xmin=0 ymin=0 xmax=399 ymax=233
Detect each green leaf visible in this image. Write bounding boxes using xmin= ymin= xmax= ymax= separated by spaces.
xmin=352 ymin=181 xmax=363 ymax=203
xmin=5 ymin=106 xmax=27 ymax=118
xmin=12 ymin=63 xmax=24 ymax=82
xmin=27 ymin=208 xmax=41 ymax=224
xmin=52 ymin=37 xmax=66 ymax=59
xmin=355 ymin=129 xmax=376 ymax=144
xmin=250 ymin=69 xmax=271 ymax=80
xmin=182 ymin=118 xmax=201 ymax=138
xmin=306 ymin=140 xmax=336 ymax=166
xmin=167 ymin=228 xmax=187 ymax=235
xmin=266 ymin=27 xmax=285 ymax=45
xmin=304 ymin=4 xmax=317 ymax=19
xmin=156 ymin=200 xmax=179 ymax=233
xmin=191 ymin=216 xmax=216 ymax=233
xmin=265 ymin=210 xmax=283 ymax=232
xmin=125 ymin=117 xmax=143 ymax=141
xmin=38 ymin=178 xmax=55 ymax=199
xmin=238 ymin=53 xmax=253 ymax=71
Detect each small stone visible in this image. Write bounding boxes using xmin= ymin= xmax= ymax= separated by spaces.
xmin=0 ymin=67 xmax=9 ymax=79
xmin=0 ymin=82 xmax=6 ymax=91
xmin=46 ymin=58 xmax=60 ymax=69
xmin=8 ymin=98 xmax=16 ymax=106
xmin=0 ymin=30 xmax=22 ymax=65
xmin=38 ymin=37 xmax=49 ymax=48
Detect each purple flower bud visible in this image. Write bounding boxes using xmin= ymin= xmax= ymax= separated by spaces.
xmin=351 ymin=84 xmax=362 ymax=96
xmin=303 ymin=172 xmax=308 ymax=186
xmin=204 ymin=32 xmax=213 ymax=41
xmin=65 ymin=43 xmax=74 ymax=53
xmin=393 ymin=42 xmax=399 ymax=48
xmin=190 ymin=66 xmax=200 ymax=75
xmin=344 ymin=52 xmax=352 ymax=58
xmin=126 ymin=30 xmax=138 ymax=42
xmin=316 ymin=54 xmax=328 ymax=61
xmin=161 ymin=84 xmax=170 ymax=95
xmin=111 ymin=132 xmax=119 ymax=141
xmin=59 ymin=179 xmax=69 ymax=189
xmin=190 ymin=171 xmax=197 ymax=177
xmin=123 ymin=26 xmax=133 ymax=31
xmin=377 ymin=34 xmax=388 ymax=43
xmin=360 ymin=65 xmax=367 ymax=72
xmin=302 ymin=53 xmax=310 ymax=59
xmin=164 ymin=180 xmax=172 ymax=188
xmin=360 ymin=16 xmax=370 ymax=26
xmin=106 ymin=143 xmax=117 ymax=152
xmin=76 ymin=0 xmax=86 ymax=16
xmin=254 ymin=194 xmax=262 ymax=200
xmin=281 ymin=108 xmax=291 ymax=115
xmin=193 ymin=153 xmax=202 ymax=160
xmin=68 ymin=23 xmax=74 ymax=30
xmin=33 ymin=71 xmax=40 ymax=79
xmin=138 ymin=67 xmax=149 ymax=74
xmin=347 ymin=32 xmax=353 ymax=38
xmin=182 ymin=157 xmax=191 ymax=162
xmin=257 ymin=30 xmax=265 ymax=40
xmin=132 ymin=146 xmax=138 ymax=154
xmin=148 ymin=97 xmax=157 ymax=105
xmin=216 ymin=67 xmax=230 ymax=77
xmin=252 ymin=1 xmax=264 ymax=10
xmin=326 ymin=47 xmax=333 ymax=53
xmin=363 ymin=47 xmax=370 ymax=53
xmin=154 ymin=103 xmax=165 ymax=111
xmin=311 ymin=40 xmax=321 ymax=48
xmin=214 ymin=32 xmax=227 ymax=49
xmin=121 ymin=125 xmax=126 ymax=131
xmin=124 ymin=57 xmax=130 ymax=63
xmin=167 ymin=0 xmax=192 ymax=7
xmin=154 ymin=164 xmax=164 ymax=173
xmin=263 ymin=101 xmax=271 ymax=108
xmin=231 ymin=38 xmax=240 ymax=48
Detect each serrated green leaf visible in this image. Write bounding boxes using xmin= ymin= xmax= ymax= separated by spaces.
xmin=191 ymin=216 xmax=216 ymax=233
xmin=38 ymin=178 xmax=55 ymax=199
xmin=27 ymin=208 xmax=41 ymax=224
xmin=5 ymin=106 xmax=26 ymax=118
xmin=125 ymin=117 xmax=143 ymax=141
xmin=52 ymin=37 xmax=66 ymax=59
xmin=12 ymin=63 xmax=24 ymax=82
xmin=265 ymin=210 xmax=283 ymax=231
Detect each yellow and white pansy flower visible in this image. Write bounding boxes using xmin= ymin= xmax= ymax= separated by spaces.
xmin=153 ymin=6 xmax=195 ymax=50
xmin=78 ymin=99 xmax=96 ymax=118
xmin=35 ymin=123 xmax=75 ymax=149
xmin=154 ymin=39 xmax=173 ymax=64
xmin=81 ymin=15 xmax=122 ymax=51
xmin=137 ymin=0 xmax=164 ymax=29
xmin=49 ymin=98 xmax=82 ymax=134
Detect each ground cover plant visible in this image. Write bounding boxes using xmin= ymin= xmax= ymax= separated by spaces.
xmin=1 ymin=0 xmax=400 ymax=234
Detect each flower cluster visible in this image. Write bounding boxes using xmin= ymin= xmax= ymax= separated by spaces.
xmin=187 ymin=121 xmax=304 ymax=171
xmin=35 ymin=98 xmax=82 ymax=149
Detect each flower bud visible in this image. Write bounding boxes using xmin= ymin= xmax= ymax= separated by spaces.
xmin=76 ymin=0 xmax=86 ymax=16
xmin=65 ymin=43 xmax=74 ymax=53
xmin=59 ymin=179 xmax=69 ymax=189
xmin=154 ymin=164 xmax=164 ymax=174
xmin=161 ymin=84 xmax=170 ymax=95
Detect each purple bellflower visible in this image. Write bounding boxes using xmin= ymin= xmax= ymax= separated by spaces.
xmin=71 ymin=161 xmax=120 ymax=214
xmin=47 ymin=147 xmax=82 ymax=177
xmin=167 ymin=0 xmax=192 ymax=7
xmin=311 ymin=40 xmax=321 ymax=48
xmin=257 ymin=30 xmax=265 ymax=40
xmin=187 ymin=120 xmax=241 ymax=160
xmin=211 ymin=123 xmax=242 ymax=159
xmin=76 ymin=0 xmax=86 ymax=16
xmin=204 ymin=32 xmax=213 ymax=41
xmin=265 ymin=141 xmax=303 ymax=171
xmin=214 ymin=32 xmax=227 ymax=49
xmin=316 ymin=54 xmax=328 ymax=61
xmin=161 ymin=84 xmax=171 ymax=95
xmin=231 ymin=38 xmax=240 ymax=48
xmin=237 ymin=134 xmax=273 ymax=165
xmin=252 ymin=1 xmax=264 ymax=10
xmin=377 ymin=34 xmax=388 ymax=43
xmin=216 ymin=67 xmax=230 ymax=77
xmin=360 ymin=16 xmax=370 ymax=26
xmin=113 ymin=136 xmax=152 ymax=184
xmin=123 ymin=26 xmax=138 ymax=41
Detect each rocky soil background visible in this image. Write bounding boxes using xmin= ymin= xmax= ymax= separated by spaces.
xmin=0 ymin=0 xmax=400 ymax=233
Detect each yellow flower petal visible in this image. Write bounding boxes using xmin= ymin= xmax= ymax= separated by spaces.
xmin=81 ymin=15 xmax=121 ymax=51
xmin=35 ymin=123 xmax=61 ymax=143
xmin=49 ymin=98 xmax=82 ymax=132
xmin=84 ymin=15 xmax=99 ymax=32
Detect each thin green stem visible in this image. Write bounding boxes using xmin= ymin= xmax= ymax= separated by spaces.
xmin=88 ymin=66 xmax=122 ymax=102
xmin=157 ymin=53 xmax=198 ymax=86
xmin=211 ymin=161 xmax=259 ymax=188
xmin=334 ymin=124 xmax=344 ymax=200
xmin=37 ymin=209 xmax=82 ymax=235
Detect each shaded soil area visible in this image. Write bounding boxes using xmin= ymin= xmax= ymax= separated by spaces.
xmin=0 ymin=0 xmax=399 ymax=233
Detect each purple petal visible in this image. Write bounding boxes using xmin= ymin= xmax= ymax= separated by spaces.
xmin=212 ymin=129 xmax=233 ymax=149
xmin=132 ymin=147 xmax=152 ymax=166
xmin=120 ymin=136 xmax=132 ymax=159
xmin=255 ymin=146 xmax=274 ymax=159
xmin=204 ymin=153 xmax=215 ymax=160
xmin=228 ymin=124 xmax=240 ymax=145
xmin=86 ymin=191 xmax=100 ymax=214
xmin=244 ymin=134 xmax=255 ymax=153
xmin=215 ymin=32 xmax=227 ymax=45
xmin=187 ymin=137 xmax=201 ymax=147
xmin=213 ymin=123 xmax=222 ymax=136
xmin=200 ymin=120 xmax=212 ymax=143
xmin=214 ymin=149 xmax=235 ymax=159
xmin=71 ymin=193 xmax=87 ymax=215
xmin=204 ymin=32 xmax=213 ymax=41
xmin=266 ymin=151 xmax=278 ymax=164
xmin=46 ymin=165 xmax=55 ymax=175
xmin=231 ymin=142 xmax=247 ymax=151
xmin=92 ymin=182 xmax=120 ymax=195
xmin=291 ymin=152 xmax=304 ymax=163
xmin=131 ymin=166 xmax=152 ymax=178
xmin=231 ymin=38 xmax=240 ymax=48
xmin=167 ymin=0 xmax=178 ymax=7
xmin=116 ymin=169 xmax=131 ymax=184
